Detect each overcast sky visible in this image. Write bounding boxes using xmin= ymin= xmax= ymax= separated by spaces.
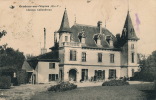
xmin=0 ymin=0 xmax=156 ymax=56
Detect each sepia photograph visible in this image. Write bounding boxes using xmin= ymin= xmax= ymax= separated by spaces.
xmin=0 ymin=0 xmax=156 ymax=100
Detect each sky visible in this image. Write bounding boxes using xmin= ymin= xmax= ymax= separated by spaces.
xmin=0 ymin=0 xmax=156 ymax=56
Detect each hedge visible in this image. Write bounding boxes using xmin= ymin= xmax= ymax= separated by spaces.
xmin=102 ymin=80 xmax=129 ymax=86
xmin=48 ymin=81 xmax=77 ymax=92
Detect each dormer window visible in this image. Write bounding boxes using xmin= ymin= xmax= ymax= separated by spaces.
xmin=124 ymin=28 xmax=127 ymax=33
xmin=81 ymin=38 xmax=85 ymax=43
xmin=78 ymin=30 xmax=86 ymax=43
xmin=94 ymin=34 xmax=102 ymax=45
xmin=106 ymin=35 xmax=111 ymax=43
xmin=97 ymin=38 xmax=101 ymax=45
xmin=65 ymin=36 xmax=68 ymax=42
xmin=106 ymin=35 xmax=113 ymax=47
xmin=131 ymin=28 xmax=134 ymax=36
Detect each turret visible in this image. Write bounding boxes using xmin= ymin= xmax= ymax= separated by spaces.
xmin=120 ymin=11 xmax=140 ymax=78
xmin=58 ymin=8 xmax=72 ymax=47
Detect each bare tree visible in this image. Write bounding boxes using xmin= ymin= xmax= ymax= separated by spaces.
xmin=0 ymin=30 xmax=7 ymax=40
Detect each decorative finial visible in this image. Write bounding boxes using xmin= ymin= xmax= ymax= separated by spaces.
xmin=105 ymin=19 xmax=106 ymax=28
xmin=74 ymin=14 xmax=76 ymax=24
xmin=65 ymin=6 xmax=66 ymax=10
xmin=128 ymin=0 xmax=129 ymax=12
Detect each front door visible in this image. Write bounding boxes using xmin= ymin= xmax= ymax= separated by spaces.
xmin=81 ymin=69 xmax=88 ymax=81
xmin=69 ymin=69 xmax=77 ymax=81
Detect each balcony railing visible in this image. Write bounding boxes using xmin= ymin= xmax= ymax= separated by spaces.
xmin=62 ymin=42 xmax=81 ymax=47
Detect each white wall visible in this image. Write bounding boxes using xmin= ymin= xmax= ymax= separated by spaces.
xmin=63 ymin=65 xmax=121 ymax=82
xmin=128 ymin=40 xmax=138 ymax=66
xmin=35 ymin=61 xmax=59 ymax=83
xmin=64 ymin=47 xmax=121 ymax=66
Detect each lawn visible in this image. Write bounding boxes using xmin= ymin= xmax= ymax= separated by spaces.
xmin=31 ymin=83 xmax=155 ymax=100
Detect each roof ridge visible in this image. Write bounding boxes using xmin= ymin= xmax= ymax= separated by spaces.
xmin=73 ymin=23 xmax=107 ymax=30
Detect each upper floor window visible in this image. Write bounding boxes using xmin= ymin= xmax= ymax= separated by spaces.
xmin=82 ymin=52 xmax=86 ymax=62
xmin=81 ymin=38 xmax=85 ymax=44
xmin=65 ymin=36 xmax=68 ymax=42
xmin=106 ymin=35 xmax=111 ymax=44
xmin=131 ymin=52 xmax=135 ymax=63
xmin=49 ymin=63 xmax=55 ymax=69
xmin=94 ymin=34 xmax=101 ymax=45
xmin=110 ymin=54 xmax=114 ymax=63
xmin=98 ymin=53 xmax=102 ymax=62
xmin=97 ymin=39 xmax=101 ymax=45
xmin=131 ymin=44 xmax=134 ymax=49
xmin=70 ymin=50 xmax=77 ymax=61
xmin=131 ymin=28 xmax=135 ymax=36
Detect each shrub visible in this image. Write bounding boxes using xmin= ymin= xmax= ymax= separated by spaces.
xmin=48 ymin=81 xmax=77 ymax=92
xmin=134 ymin=72 xmax=155 ymax=82
xmin=154 ymin=80 xmax=156 ymax=90
xmin=0 ymin=76 xmax=11 ymax=89
xmin=102 ymin=80 xmax=129 ymax=86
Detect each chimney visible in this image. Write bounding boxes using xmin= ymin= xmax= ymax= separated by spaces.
xmin=41 ymin=28 xmax=47 ymax=54
xmin=44 ymin=28 xmax=46 ymax=49
xmin=116 ymin=33 xmax=120 ymax=41
xmin=97 ymin=21 xmax=102 ymax=34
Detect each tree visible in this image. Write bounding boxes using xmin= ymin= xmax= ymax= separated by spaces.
xmin=135 ymin=50 xmax=156 ymax=81
xmin=0 ymin=30 xmax=7 ymax=50
xmin=0 ymin=30 xmax=25 ymax=70
xmin=0 ymin=47 xmax=25 ymax=70
xmin=0 ymin=30 xmax=7 ymax=39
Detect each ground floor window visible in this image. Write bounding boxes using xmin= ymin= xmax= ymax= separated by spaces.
xmin=94 ymin=70 xmax=105 ymax=80
xmin=109 ymin=69 xmax=116 ymax=79
xmin=49 ymin=74 xmax=58 ymax=81
xmin=81 ymin=69 xmax=88 ymax=81
xmin=132 ymin=69 xmax=135 ymax=77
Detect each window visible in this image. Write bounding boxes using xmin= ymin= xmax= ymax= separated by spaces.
xmin=132 ymin=69 xmax=135 ymax=77
xmin=81 ymin=38 xmax=85 ymax=43
xmin=49 ymin=63 xmax=55 ymax=69
xmin=109 ymin=69 xmax=116 ymax=79
xmin=49 ymin=74 xmax=58 ymax=81
xmin=110 ymin=54 xmax=114 ymax=63
xmin=98 ymin=53 xmax=102 ymax=62
xmin=82 ymin=52 xmax=86 ymax=62
xmin=106 ymin=35 xmax=111 ymax=44
xmin=70 ymin=50 xmax=77 ymax=61
xmin=131 ymin=44 xmax=134 ymax=49
xmin=65 ymin=36 xmax=68 ymax=42
xmin=131 ymin=28 xmax=134 ymax=36
xmin=81 ymin=69 xmax=88 ymax=81
xmin=94 ymin=70 xmax=105 ymax=80
xmin=97 ymin=39 xmax=101 ymax=45
xmin=132 ymin=52 xmax=135 ymax=63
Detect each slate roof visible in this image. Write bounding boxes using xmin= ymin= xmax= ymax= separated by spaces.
xmin=70 ymin=24 xmax=119 ymax=49
xmin=22 ymin=60 xmax=33 ymax=72
xmin=58 ymin=8 xmax=72 ymax=33
xmin=121 ymin=11 xmax=139 ymax=40
xmin=27 ymin=51 xmax=59 ymax=69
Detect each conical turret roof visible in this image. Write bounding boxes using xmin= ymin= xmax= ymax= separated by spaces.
xmin=121 ymin=11 xmax=139 ymax=40
xmin=58 ymin=8 xmax=71 ymax=33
